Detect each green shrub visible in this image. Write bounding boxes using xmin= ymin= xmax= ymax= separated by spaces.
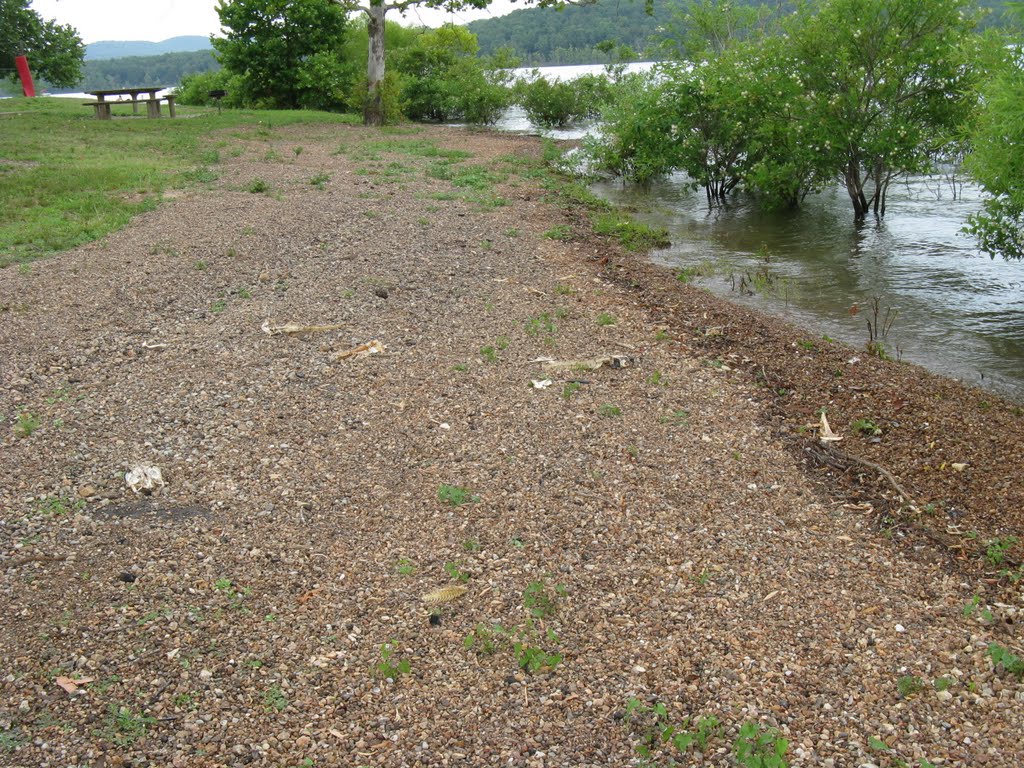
xmin=175 ymin=69 xmax=244 ymax=108
xmin=348 ymin=70 xmax=406 ymax=125
xmin=393 ymin=27 xmax=514 ymax=125
xmin=516 ymin=72 xmax=613 ymax=128
xmin=585 ymin=70 xmax=678 ymax=184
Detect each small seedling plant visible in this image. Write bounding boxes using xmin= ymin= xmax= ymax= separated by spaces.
xmin=623 ymin=699 xmax=723 ymax=762
xmin=868 ymin=736 xmax=938 ymax=768
xmin=102 ymin=704 xmax=156 ymax=747
xmin=526 ymin=312 xmax=557 ymax=337
xmin=464 ymin=623 xmax=508 ymax=655
xmin=512 ymin=627 xmax=563 ymax=673
xmin=377 ymin=641 xmax=412 ymax=680
xmin=14 ymin=410 xmax=40 ymax=438
xmin=444 ymin=561 xmax=470 ymax=583
xmin=897 ymin=675 xmax=925 ymax=698
xmin=438 ymin=484 xmax=479 ymax=506
xmin=263 ymin=685 xmax=288 ymax=712
xmin=734 ymin=721 xmax=789 ymax=768
xmin=984 ymin=536 xmax=1018 ymax=567
xmin=988 ymin=642 xmax=1024 ymax=678
xmin=523 ymin=579 xmax=565 ymax=619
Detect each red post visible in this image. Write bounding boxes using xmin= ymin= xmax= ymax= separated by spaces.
xmin=15 ymin=56 xmax=36 ymax=97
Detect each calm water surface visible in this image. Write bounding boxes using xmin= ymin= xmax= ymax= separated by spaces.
xmin=591 ymin=175 xmax=1024 ymax=401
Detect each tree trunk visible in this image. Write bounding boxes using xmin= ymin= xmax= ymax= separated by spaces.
xmin=845 ymin=160 xmax=868 ymax=221
xmin=364 ymin=0 xmax=387 ymax=126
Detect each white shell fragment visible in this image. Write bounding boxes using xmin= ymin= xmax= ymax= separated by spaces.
xmin=125 ymin=465 xmax=166 ymax=494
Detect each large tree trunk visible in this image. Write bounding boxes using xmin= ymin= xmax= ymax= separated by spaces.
xmin=844 ymin=160 xmax=868 ymax=221
xmin=364 ymin=0 xmax=387 ymax=126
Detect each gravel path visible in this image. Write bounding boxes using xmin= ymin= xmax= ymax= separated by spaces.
xmin=1 ymin=122 xmax=1022 ymax=768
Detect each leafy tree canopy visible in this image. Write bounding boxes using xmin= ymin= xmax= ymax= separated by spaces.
xmin=965 ymin=2 xmax=1024 ymax=259
xmin=0 ymin=0 xmax=84 ymax=88
xmin=591 ymin=0 xmax=982 ymax=222
xmin=214 ymin=0 xmax=353 ymax=109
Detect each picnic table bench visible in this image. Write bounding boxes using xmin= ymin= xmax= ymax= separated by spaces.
xmin=84 ymin=87 xmax=176 ymax=120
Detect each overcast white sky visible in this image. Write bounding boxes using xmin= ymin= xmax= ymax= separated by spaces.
xmin=29 ymin=0 xmax=518 ymax=44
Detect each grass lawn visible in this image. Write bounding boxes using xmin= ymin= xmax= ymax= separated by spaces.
xmin=0 ymin=98 xmax=358 ymax=268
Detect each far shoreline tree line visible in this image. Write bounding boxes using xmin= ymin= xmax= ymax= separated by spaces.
xmin=1 ymin=0 xmax=1022 ymax=260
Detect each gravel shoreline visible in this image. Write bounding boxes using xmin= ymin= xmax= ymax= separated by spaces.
xmin=1 ymin=122 xmax=1022 ymax=767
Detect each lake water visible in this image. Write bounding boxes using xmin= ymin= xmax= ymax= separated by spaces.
xmin=491 ymin=63 xmax=1024 ymax=401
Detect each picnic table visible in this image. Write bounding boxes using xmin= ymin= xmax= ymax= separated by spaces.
xmin=84 ymin=87 xmax=176 ymax=120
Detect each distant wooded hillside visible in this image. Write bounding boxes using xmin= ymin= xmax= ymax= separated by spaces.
xmin=39 ymin=50 xmax=219 ymax=93
xmin=85 ymin=36 xmax=212 ymax=60
xmin=467 ymin=0 xmax=677 ymax=64
xmin=467 ymin=0 xmax=1011 ymax=65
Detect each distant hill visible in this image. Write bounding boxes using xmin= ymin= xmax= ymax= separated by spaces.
xmin=468 ymin=0 xmax=677 ymax=64
xmin=466 ymin=0 xmax=1011 ymax=65
xmin=85 ymin=36 xmax=212 ymax=61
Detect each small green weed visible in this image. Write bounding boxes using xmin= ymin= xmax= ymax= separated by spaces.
xmin=661 ymin=408 xmax=690 ymax=427
xmin=526 ymin=312 xmax=556 ymax=337
xmin=263 ymin=685 xmax=288 ymax=712
xmin=851 ymin=418 xmax=882 ymax=436
xmin=624 ymin=699 xmax=723 ymax=761
xmin=734 ymin=720 xmax=789 ymax=768
xmin=543 ymin=225 xmax=572 ymax=241
xmin=247 ymin=179 xmax=269 ymax=194
xmin=396 ymin=558 xmax=416 ymax=576
xmin=513 ymin=638 xmax=562 ymax=673
xmin=598 ymin=403 xmax=622 ymax=418
xmin=562 ymin=382 xmax=581 ymax=401
xmin=35 ymin=495 xmax=83 ymax=518
xmin=444 ymin=562 xmax=471 ymax=583
xmin=452 ymin=362 xmax=469 ymax=372
xmin=988 ymin=643 xmax=1024 ymax=678
xmin=194 ymin=259 xmax=207 ymax=271
xmin=462 ymin=538 xmax=481 ymax=552
xmin=377 ymin=641 xmax=411 ymax=679
xmin=523 ymin=579 xmax=564 ymax=619
xmin=934 ymin=676 xmax=954 ymax=692
xmin=438 ymin=484 xmax=479 ymax=506
xmin=963 ymin=594 xmax=995 ymax=622
xmin=310 ymin=172 xmax=330 ymax=188
xmin=211 ymin=299 xmax=227 ymax=313
xmin=103 ymin=704 xmax=156 ymax=747
xmin=596 ymin=312 xmax=617 ymax=327
xmin=0 ymin=729 xmax=26 ymax=753
xmin=464 ymin=623 xmax=508 ymax=655
xmin=897 ymin=675 xmax=925 ymax=698
xmin=14 ymin=410 xmax=40 ymax=438
xmin=985 ymin=536 xmax=1018 ymax=567
xmin=480 ymin=345 xmax=498 ymax=363
xmin=647 ymin=370 xmax=667 ymax=387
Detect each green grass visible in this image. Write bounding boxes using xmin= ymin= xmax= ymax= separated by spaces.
xmin=591 ymin=212 xmax=670 ymax=252
xmin=0 ymin=97 xmax=357 ymax=268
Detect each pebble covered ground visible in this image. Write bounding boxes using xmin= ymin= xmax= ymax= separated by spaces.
xmin=1 ymin=122 xmax=1022 ymax=768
